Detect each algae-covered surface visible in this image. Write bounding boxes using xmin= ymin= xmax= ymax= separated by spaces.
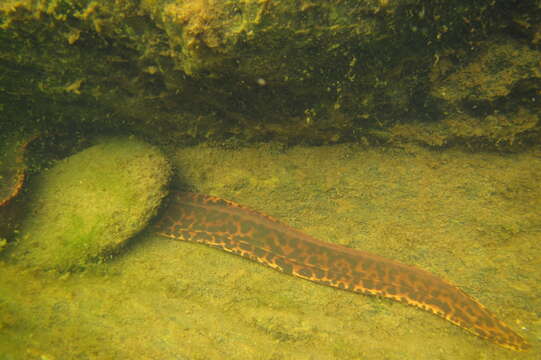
xmin=6 ymin=137 xmax=171 ymax=271
xmin=0 ymin=143 xmax=539 ymax=359
xmin=1 ymin=1 xmax=540 ymax=358
xmin=1 ymin=0 xmax=539 ymax=147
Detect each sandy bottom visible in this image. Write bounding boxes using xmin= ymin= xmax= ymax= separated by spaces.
xmin=1 ymin=143 xmax=539 ymax=359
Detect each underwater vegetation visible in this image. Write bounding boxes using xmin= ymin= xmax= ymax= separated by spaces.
xmin=0 ymin=0 xmax=539 ymax=148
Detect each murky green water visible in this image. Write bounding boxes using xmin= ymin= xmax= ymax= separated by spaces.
xmin=1 ymin=143 xmax=539 ymax=359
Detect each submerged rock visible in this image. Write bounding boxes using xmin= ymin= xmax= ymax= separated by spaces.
xmin=3 ymin=1 xmax=539 ymax=148
xmin=9 ymin=137 xmax=171 ymax=271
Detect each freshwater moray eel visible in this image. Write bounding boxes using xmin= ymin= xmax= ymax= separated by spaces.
xmin=153 ymin=192 xmax=529 ymax=351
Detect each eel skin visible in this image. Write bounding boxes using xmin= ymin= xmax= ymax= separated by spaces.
xmin=153 ymin=192 xmax=529 ymax=351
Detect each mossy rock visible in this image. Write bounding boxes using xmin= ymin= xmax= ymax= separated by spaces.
xmin=10 ymin=137 xmax=171 ymax=271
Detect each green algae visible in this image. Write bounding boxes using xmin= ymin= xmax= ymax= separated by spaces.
xmin=1 ymin=1 xmax=539 ymax=148
xmin=0 ymin=0 xmax=539 ymax=358
xmin=7 ymin=137 xmax=171 ymax=271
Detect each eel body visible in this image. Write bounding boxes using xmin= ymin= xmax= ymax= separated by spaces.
xmin=0 ymin=134 xmax=37 ymax=208
xmin=153 ymin=191 xmax=529 ymax=351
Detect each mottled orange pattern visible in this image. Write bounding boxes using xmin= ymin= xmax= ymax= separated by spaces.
xmin=154 ymin=192 xmax=529 ymax=351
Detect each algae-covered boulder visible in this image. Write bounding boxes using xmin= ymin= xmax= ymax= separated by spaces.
xmin=10 ymin=137 xmax=171 ymax=271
